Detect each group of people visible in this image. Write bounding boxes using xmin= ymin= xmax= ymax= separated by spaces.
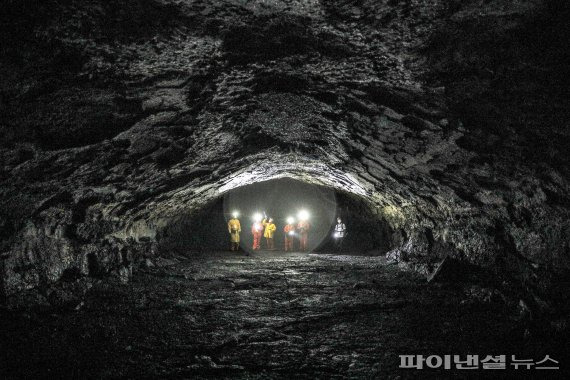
xmin=227 ymin=212 xmax=347 ymax=252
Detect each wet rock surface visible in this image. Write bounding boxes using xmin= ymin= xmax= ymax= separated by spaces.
xmin=3 ymin=251 xmax=567 ymax=378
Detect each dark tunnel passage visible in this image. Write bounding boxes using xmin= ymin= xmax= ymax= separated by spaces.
xmin=1 ymin=0 xmax=570 ymax=376
xmin=157 ymin=179 xmax=397 ymax=255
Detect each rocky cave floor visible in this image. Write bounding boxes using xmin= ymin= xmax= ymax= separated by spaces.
xmin=2 ymin=251 xmax=568 ymax=379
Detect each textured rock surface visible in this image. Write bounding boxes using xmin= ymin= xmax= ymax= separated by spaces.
xmin=4 ymin=251 xmax=565 ymax=378
xmin=1 ymin=0 xmax=569 ymax=300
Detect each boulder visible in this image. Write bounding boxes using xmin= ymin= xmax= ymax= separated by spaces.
xmin=427 ymin=256 xmax=466 ymax=283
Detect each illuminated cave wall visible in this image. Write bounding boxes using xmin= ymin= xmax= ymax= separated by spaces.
xmin=1 ymin=0 xmax=569 ymax=298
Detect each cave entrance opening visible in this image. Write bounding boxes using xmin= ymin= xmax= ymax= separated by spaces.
xmin=158 ymin=178 xmax=396 ymax=256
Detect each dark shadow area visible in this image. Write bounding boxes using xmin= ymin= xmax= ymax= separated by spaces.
xmin=220 ymin=15 xmax=353 ymax=65
xmin=315 ymin=191 xmax=395 ymax=254
xmin=158 ymin=179 xmax=395 ymax=255
xmin=158 ymin=198 xmax=229 ymax=254
xmin=0 ymin=0 xmax=187 ymax=151
xmin=423 ymin=0 xmax=570 ymax=170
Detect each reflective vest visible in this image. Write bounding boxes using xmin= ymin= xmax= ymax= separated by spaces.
xmin=334 ymin=223 xmax=346 ymax=237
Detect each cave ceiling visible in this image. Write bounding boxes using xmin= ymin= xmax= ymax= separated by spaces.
xmin=1 ymin=0 xmax=569 ymax=294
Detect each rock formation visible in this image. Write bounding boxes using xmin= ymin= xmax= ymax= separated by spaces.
xmin=1 ymin=0 xmax=568 ymax=312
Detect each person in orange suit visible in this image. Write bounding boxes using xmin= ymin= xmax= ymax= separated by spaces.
xmin=297 ymin=217 xmax=310 ymax=252
xmin=251 ymin=214 xmax=263 ymax=250
xmin=283 ymin=217 xmax=295 ymax=252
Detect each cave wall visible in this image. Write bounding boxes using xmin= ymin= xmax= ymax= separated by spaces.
xmin=1 ymin=0 xmax=569 ymax=298
xmin=158 ymin=198 xmax=229 ymax=253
